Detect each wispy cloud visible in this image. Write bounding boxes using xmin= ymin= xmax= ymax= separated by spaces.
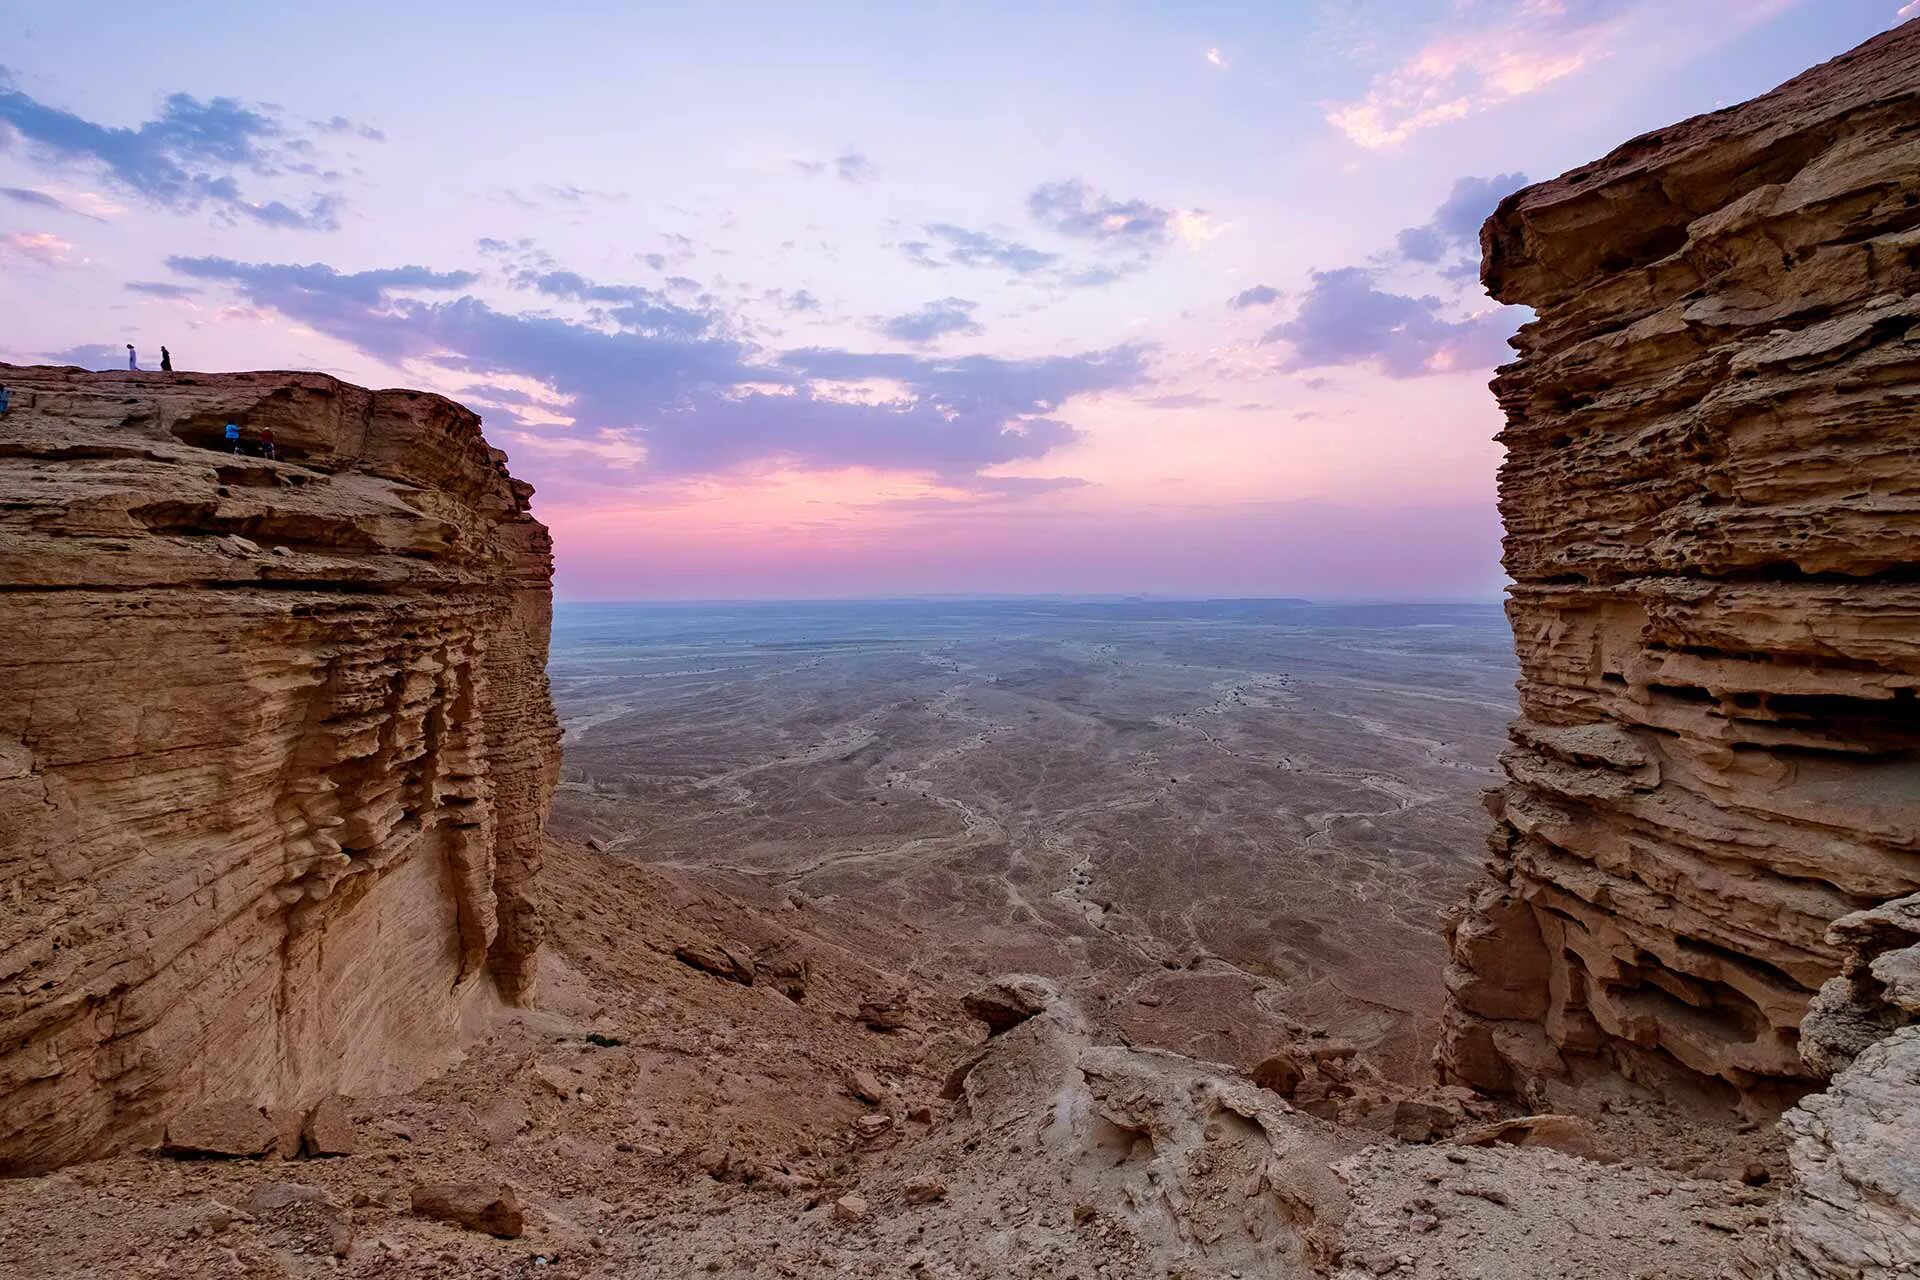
xmin=0 ymin=230 xmax=73 ymax=266
xmin=0 ymin=67 xmax=354 ymax=228
xmin=311 ymin=114 xmax=387 ymax=142
xmin=794 ymin=150 xmax=877 ymax=183
xmin=1228 ymin=284 xmax=1283 ymax=309
xmin=1324 ymin=0 xmax=1636 ymax=148
xmin=1028 ymin=179 xmax=1178 ymax=248
xmin=906 ymin=223 xmax=1060 ymax=274
xmin=899 ymin=221 xmax=1148 ymax=292
xmin=1 ymin=186 xmax=78 ymax=215
xmin=125 ymin=280 xmax=203 ymax=299
xmin=880 ymin=297 xmax=983 ymax=345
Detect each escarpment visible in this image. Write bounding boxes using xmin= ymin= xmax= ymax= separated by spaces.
xmin=1437 ymin=24 xmax=1920 ymax=1111
xmin=0 ymin=364 xmax=560 ymax=1172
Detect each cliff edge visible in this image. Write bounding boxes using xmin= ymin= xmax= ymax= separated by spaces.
xmin=0 ymin=364 xmax=560 ymax=1172
xmin=1438 ymin=19 xmax=1920 ymax=1111
xmin=1437 ymin=23 xmax=1920 ymax=1278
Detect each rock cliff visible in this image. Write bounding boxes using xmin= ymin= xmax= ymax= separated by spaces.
xmin=0 ymin=364 xmax=560 ymax=1172
xmin=1434 ymin=21 xmax=1920 ymax=1275
xmin=1437 ymin=19 xmax=1920 ymax=1112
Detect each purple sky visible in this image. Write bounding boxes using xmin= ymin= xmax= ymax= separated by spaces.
xmin=0 ymin=1 xmax=1904 ymax=600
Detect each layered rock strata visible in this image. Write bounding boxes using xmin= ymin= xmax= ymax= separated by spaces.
xmin=1438 ymin=23 xmax=1920 ymax=1109
xmin=0 ymin=364 xmax=559 ymax=1171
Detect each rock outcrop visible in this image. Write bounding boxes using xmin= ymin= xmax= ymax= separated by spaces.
xmin=0 ymin=364 xmax=559 ymax=1172
xmin=1437 ymin=21 xmax=1920 ymax=1111
xmin=1766 ymin=891 xmax=1920 ymax=1277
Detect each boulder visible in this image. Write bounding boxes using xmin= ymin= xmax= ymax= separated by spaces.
xmin=409 ymin=1181 xmax=526 ymax=1238
xmin=1250 ymin=1050 xmax=1304 ymax=1099
xmin=674 ymin=939 xmax=756 ymax=985
xmin=1450 ymin=1114 xmax=1598 ymax=1160
xmin=160 ymin=1101 xmax=280 ymax=1159
xmin=961 ymin=975 xmax=1058 ymax=1035
xmin=301 ymin=1096 xmax=355 ymax=1157
xmin=858 ymin=997 xmax=913 ymax=1032
xmin=903 ymin=1180 xmax=946 ymax=1205
xmin=845 ymin=1069 xmax=887 ymax=1105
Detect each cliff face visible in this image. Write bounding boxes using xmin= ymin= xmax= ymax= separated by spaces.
xmin=0 ymin=364 xmax=560 ymax=1172
xmin=1438 ymin=24 xmax=1920 ymax=1109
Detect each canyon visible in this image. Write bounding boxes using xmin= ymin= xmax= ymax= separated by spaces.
xmin=0 ymin=19 xmax=1916 ymax=1280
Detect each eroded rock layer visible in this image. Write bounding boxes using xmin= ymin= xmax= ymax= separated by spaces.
xmin=1437 ymin=24 xmax=1920 ymax=1109
xmin=0 ymin=364 xmax=559 ymax=1172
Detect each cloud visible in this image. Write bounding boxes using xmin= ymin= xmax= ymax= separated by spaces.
xmin=43 ymin=342 xmax=125 ymax=370
xmin=1028 ymin=179 xmax=1177 ymax=248
xmin=0 ymin=67 xmax=346 ymax=228
xmin=512 ymin=268 xmax=717 ymax=339
xmin=166 ymin=255 xmax=1149 ymax=481
xmin=1324 ymin=0 xmax=1638 ymax=148
xmin=312 ymin=114 xmax=387 ymax=142
xmin=502 ymin=184 xmax=629 ymax=212
xmin=1144 ymin=393 xmax=1218 ymax=409
xmin=1262 ymin=266 xmax=1519 ymax=378
xmin=1394 ymin=172 xmax=1527 ymax=263
xmin=765 ymin=287 xmax=820 ymax=314
xmin=1229 ymin=284 xmax=1282 ymax=309
xmin=910 ymin=223 xmax=1060 ymax=275
xmin=0 ymin=230 xmax=72 ymax=265
xmin=1205 ymin=47 xmax=1226 ymax=68
xmin=1 ymin=185 xmax=74 ymax=214
xmin=880 ymin=297 xmax=983 ymax=345
xmin=795 ymin=151 xmax=876 ymax=183
xmin=125 ymin=280 xmax=203 ymax=299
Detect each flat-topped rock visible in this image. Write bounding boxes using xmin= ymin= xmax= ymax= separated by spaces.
xmin=0 ymin=365 xmax=560 ymax=1172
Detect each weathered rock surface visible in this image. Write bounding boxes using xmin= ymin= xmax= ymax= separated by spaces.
xmin=1769 ymin=1026 xmax=1920 ymax=1279
xmin=1438 ymin=23 xmax=1920 ymax=1113
xmin=960 ymin=973 xmax=1059 ymax=1034
xmin=0 ymin=364 xmax=559 ymax=1172
xmin=408 ymin=1181 xmax=526 ymax=1238
xmin=1766 ymin=890 xmax=1920 ymax=1276
xmin=159 ymin=1100 xmax=283 ymax=1160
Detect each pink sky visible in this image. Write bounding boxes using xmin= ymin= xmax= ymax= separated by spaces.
xmin=0 ymin=1 xmax=1901 ymax=599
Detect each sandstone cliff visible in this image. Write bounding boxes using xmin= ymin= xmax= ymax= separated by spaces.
xmin=0 ymin=364 xmax=560 ymax=1172
xmin=1437 ymin=19 xmax=1920 ymax=1112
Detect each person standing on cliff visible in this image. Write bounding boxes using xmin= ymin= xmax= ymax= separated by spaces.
xmin=259 ymin=426 xmax=276 ymax=459
xmin=126 ymin=344 xmax=138 ymax=371
xmin=0 ymin=385 xmax=10 ymax=417
xmin=225 ymin=421 xmax=242 ymax=454
xmin=160 ymin=346 xmax=173 ymax=373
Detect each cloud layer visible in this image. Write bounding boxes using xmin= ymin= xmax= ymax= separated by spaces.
xmin=0 ymin=68 xmax=356 ymax=228
xmin=167 ymin=254 xmax=1146 ymax=482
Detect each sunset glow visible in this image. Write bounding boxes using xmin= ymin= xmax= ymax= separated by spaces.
xmin=0 ymin=0 xmax=1899 ymax=600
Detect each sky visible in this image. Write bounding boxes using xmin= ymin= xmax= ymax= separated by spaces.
xmin=0 ymin=1 xmax=1905 ymax=602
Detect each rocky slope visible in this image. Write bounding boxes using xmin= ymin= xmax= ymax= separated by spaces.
xmin=1437 ymin=22 xmax=1920 ymax=1116
xmin=0 ymin=837 xmax=1774 ymax=1280
xmin=0 ymin=365 xmax=560 ymax=1172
